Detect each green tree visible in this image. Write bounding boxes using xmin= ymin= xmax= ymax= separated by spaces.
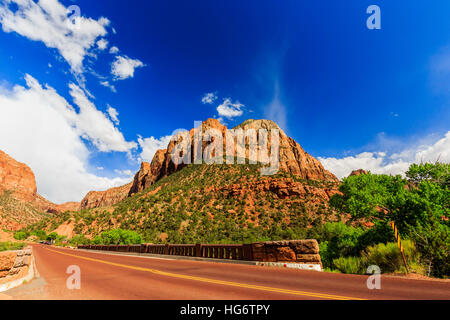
xmin=47 ymin=232 xmax=58 ymax=241
xmin=406 ymin=162 xmax=450 ymax=187
xmin=100 ymin=229 xmax=142 ymax=245
xmin=330 ymin=164 xmax=449 ymax=278
xmin=14 ymin=231 xmax=29 ymax=241
xmin=330 ymin=173 xmax=406 ymax=223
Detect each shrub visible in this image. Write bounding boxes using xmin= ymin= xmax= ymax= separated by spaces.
xmin=14 ymin=231 xmax=29 ymax=241
xmin=70 ymin=234 xmax=90 ymax=246
xmin=332 ymin=256 xmax=366 ymax=274
xmin=362 ymin=240 xmax=421 ymax=274
xmin=32 ymin=230 xmax=47 ymax=241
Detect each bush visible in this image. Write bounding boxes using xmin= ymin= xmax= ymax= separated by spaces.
xmin=332 ymin=256 xmax=366 ymax=274
xmin=14 ymin=231 xmax=29 ymax=240
xmin=100 ymin=229 xmax=142 ymax=245
xmin=32 ymin=230 xmax=47 ymax=241
xmin=69 ymin=234 xmax=90 ymax=246
xmin=362 ymin=240 xmax=421 ymax=274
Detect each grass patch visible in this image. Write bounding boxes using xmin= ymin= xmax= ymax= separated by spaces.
xmin=0 ymin=242 xmax=26 ymax=252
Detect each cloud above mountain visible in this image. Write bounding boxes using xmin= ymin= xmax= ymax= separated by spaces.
xmin=0 ymin=75 xmax=135 ymax=203
xmin=319 ymin=131 xmax=450 ymax=179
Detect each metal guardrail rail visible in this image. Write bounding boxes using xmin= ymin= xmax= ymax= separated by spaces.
xmin=78 ymin=243 xmax=254 ymax=261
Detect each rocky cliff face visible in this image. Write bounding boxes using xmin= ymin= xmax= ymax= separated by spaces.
xmin=80 ymin=118 xmax=338 ymax=209
xmin=80 ymin=182 xmax=132 ymax=210
xmin=0 ymin=150 xmax=37 ymax=203
xmin=235 ymin=119 xmax=338 ymax=181
xmin=0 ymin=150 xmax=80 ymax=230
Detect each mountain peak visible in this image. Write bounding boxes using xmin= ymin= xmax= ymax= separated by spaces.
xmin=233 ymin=119 xmax=284 ymax=133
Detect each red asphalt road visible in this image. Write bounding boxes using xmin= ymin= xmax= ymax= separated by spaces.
xmin=6 ymin=244 xmax=450 ymax=300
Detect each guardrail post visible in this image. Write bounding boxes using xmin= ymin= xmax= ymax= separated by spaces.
xmin=164 ymin=244 xmax=169 ymax=255
xmin=243 ymin=244 xmax=254 ymax=261
xmin=195 ymin=244 xmax=202 ymax=257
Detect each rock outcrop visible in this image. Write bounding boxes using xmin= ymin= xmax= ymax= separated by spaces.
xmin=141 ymin=118 xmax=337 ymax=187
xmin=0 ymin=150 xmax=81 ymax=230
xmin=235 ymin=119 xmax=338 ymax=181
xmin=216 ymin=177 xmax=339 ymax=201
xmin=0 ymin=150 xmax=37 ymax=203
xmin=349 ymin=169 xmax=368 ymax=176
xmin=80 ymin=182 xmax=132 ymax=210
xmin=128 ymin=149 xmax=166 ymax=196
xmin=80 ymin=118 xmax=339 ymax=209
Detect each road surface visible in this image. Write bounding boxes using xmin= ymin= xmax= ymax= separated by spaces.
xmin=3 ymin=244 xmax=449 ymax=300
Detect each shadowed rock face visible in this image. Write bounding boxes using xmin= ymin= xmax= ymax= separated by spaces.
xmin=80 ymin=118 xmax=339 ymax=209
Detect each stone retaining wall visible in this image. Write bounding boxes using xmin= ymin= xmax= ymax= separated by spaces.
xmin=0 ymin=247 xmax=33 ymax=287
xmin=252 ymin=240 xmax=322 ymax=266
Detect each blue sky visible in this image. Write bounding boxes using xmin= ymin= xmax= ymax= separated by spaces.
xmin=0 ymin=0 xmax=449 ymax=203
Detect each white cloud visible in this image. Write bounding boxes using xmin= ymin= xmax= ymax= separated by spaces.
xmin=111 ymin=55 xmax=144 ymax=80
xmin=107 ymin=105 xmax=120 ymax=125
xmin=68 ymin=82 xmax=137 ymax=152
xmin=114 ymin=169 xmax=133 ymax=176
xmin=96 ymin=38 xmax=108 ymax=51
xmin=0 ymin=75 xmax=134 ymax=203
xmin=319 ymin=132 xmax=450 ymax=179
xmin=0 ymin=0 xmax=110 ymax=73
xmin=217 ymin=98 xmax=244 ymax=119
xmin=202 ymin=92 xmax=217 ymax=104
xmin=138 ymin=135 xmax=173 ymax=163
xmin=100 ymin=80 xmax=116 ymax=93
xmin=109 ymin=46 xmax=119 ymax=54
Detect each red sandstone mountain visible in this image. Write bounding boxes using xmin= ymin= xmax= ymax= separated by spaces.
xmin=349 ymin=169 xmax=368 ymax=176
xmin=80 ymin=182 xmax=132 ymax=210
xmin=80 ymin=118 xmax=338 ymax=209
xmin=0 ymin=150 xmax=79 ymax=230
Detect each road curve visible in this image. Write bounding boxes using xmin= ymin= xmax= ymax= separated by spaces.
xmin=5 ymin=244 xmax=450 ymax=300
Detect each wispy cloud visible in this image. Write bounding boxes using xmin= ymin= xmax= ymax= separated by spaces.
xmin=264 ymin=80 xmax=287 ymax=131
xmin=430 ymin=46 xmax=450 ymax=95
xmin=201 ymin=92 xmax=218 ymax=104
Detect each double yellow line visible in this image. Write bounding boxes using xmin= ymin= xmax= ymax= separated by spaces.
xmin=46 ymin=248 xmax=366 ymax=300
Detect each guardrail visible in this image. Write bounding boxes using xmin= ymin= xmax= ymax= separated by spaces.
xmin=78 ymin=239 xmax=321 ymax=265
xmin=78 ymin=243 xmax=254 ymax=261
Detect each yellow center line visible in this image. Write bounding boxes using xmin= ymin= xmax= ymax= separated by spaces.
xmin=45 ymin=247 xmax=366 ymax=300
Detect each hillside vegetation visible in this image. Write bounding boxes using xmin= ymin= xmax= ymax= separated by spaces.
xmin=0 ymin=190 xmax=50 ymax=231
xmin=27 ymin=163 xmax=341 ymax=244
xmin=23 ymin=162 xmax=449 ymax=278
